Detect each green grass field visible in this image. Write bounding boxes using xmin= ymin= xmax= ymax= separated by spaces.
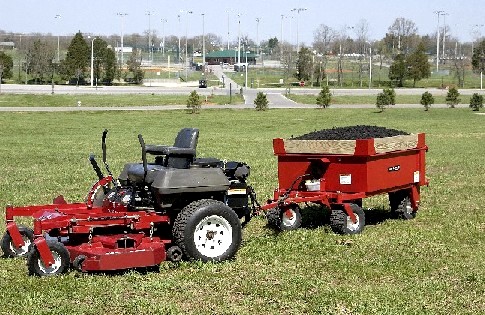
xmin=287 ymin=94 xmax=474 ymax=105
xmin=0 ymin=108 xmax=484 ymax=314
xmin=0 ymin=94 xmax=244 ymax=107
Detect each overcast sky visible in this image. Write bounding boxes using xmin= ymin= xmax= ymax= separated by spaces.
xmin=1 ymin=0 xmax=483 ymax=45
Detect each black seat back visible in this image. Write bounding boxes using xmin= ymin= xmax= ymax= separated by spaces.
xmin=173 ymin=128 xmax=199 ymax=150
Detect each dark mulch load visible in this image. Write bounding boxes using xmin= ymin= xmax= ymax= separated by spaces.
xmin=292 ymin=125 xmax=410 ymax=140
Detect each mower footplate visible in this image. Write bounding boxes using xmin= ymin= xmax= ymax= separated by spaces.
xmin=68 ymin=235 xmax=166 ymax=272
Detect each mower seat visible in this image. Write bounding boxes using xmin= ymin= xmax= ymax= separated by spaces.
xmin=145 ymin=128 xmax=199 ymax=169
xmin=120 ymin=163 xmax=162 ymax=184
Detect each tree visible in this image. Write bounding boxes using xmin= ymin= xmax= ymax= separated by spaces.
xmin=445 ymin=87 xmax=460 ymax=108
xmin=0 ymin=51 xmax=13 ymax=80
xmin=387 ymin=18 xmax=418 ymax=54
xmin=296 ymin=47 xmax=313 ymax=81
xmin=186 ymin=90 xmax=202 ymax=114
xmin=254 ymin=92 xmax=268 ymax=111
xmin=313 ymin=24 xmax=335 ymax=55
xmin=92 ymin=38 xmax=117 ymax=84
xmin=267 ymin=37 xmax=279 ymax=55
xmin=126 ymin=50 xmax=144 ymax=84
xmin=420 ymin=91 xmax=434 ymax=111
xmin=316 ymin=86 xmax=332 ymax=108
xmin=26 ymin=39 xmax=55 ymax=83
xmin=471 ymin=40 xmax=485 ymax=75
xmin=383 ymin=88 xmax=396 ymax=105
xmin=376 ymin=92 xmax=390 ymax=112
xmin=406 ymin=42 xmax=431 ymax=87
xmin=389 ymin=54 xmax=407 ymax=87
xmin=60 ymin=32 xmax=89 ymax=82
xmin=469 ymin=93 xmax=483 ymax=111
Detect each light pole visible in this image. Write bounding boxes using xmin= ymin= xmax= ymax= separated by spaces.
xmin=55 ymin=15 xmax=61 ymax=63
xmin=201 ymin=13 xmax=206 ymax=67
xmin=161 ymin=18 xmax=167 ymax=56
xmin=256 ymin=18 xmax=260 ymax=56
xmin=368 ymin=43 xmax=372 ymax=89
xmin=226 ymin=10 xmax=232 ymax=51
xmin=280 ymin=15 xmax=285 ymax=44
xmin=146 ymin=11 xmax=154 ymax=63
xmin=442 ymin=12 xmax=449 ymax=60
xmin=181 ymin=10 xmax=193 ymax=81
xmin=177 ymin=14 xmax=181 ymax=64
xmin=291 ymin=7 xmax=307 ymax=52
xmin=117 ymin=13 xmax=128 ymax=67
xmin=90 ymin=37 xmax=98 ymax=87
xmin=237 ymin=13 xmax=241 ymax=65
xmin=434 ymin=10 xmax=444 ymax=72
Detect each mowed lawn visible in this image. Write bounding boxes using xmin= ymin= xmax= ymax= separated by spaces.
xmin=0 ymin=108 xmax=484 ymax=314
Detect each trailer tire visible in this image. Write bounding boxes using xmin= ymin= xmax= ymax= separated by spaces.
xmin=27 ymin=241 xmax=70 ymax=277
xmin=1 ymin=225 xmax=34 ymax=258
xmin=173 ymin=199 xmax=242 ymax=262
xmin=266 ymin=206 xmax=302 ymax=231
xmin=389 ymin=190 xmax=416 ymax=220
xmin=330 ymin=204 xmax=365 ymax=235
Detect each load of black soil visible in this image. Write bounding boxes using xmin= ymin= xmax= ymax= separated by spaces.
xmin=292 ymin=125 xmax=410 ymax=140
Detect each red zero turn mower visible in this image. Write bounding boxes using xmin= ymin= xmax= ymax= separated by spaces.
xmin=2 ymin=129 xmax=259 ymax=276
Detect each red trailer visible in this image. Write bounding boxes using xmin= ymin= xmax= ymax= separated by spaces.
xmin=262 ymin=133 xmax=428 ymax=234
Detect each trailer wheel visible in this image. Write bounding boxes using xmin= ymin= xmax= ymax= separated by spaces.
xmin=266 ymin=206 xmax=302 ymax=231
xmin=27 ymin=241 xmax=70 ymax=276
xmin=173 ymin=199 xmax=242 ymax=262
xmin=1 ymin=225 xmax=34 ymax=258
xmin=330 ymin=204 xmax=365 ymax=235
xmin=389 ymin=190 xmax=416 ymax=220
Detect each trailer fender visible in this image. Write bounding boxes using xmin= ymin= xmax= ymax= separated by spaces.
xmin=6 ymin=222 xmax=25 ymax=248
xmin=342 ymin=203 xmax=358 ymax=224
xmin=33 ymin=237 xmax=55 ymax=267
xmin=410 ymin=185 xmax=420 ymax=211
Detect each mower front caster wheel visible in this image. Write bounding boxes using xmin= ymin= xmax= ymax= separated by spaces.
xmin=1 ymin=225 xmax=34 ymax=258
xmin=27 ymin=241 xmax=70 ymax=277
xmin=330 ymin=203 xmax=365 ymax=235
xmin=173 ymin=199 xmax=242 ymax=262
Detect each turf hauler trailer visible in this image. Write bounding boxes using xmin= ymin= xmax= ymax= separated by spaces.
xmin=262 ymin=127 xmax=428 ymax=234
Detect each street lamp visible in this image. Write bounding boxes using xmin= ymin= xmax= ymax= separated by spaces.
xmin=280 ymin=15 xmax=285 ymax=44
xmin=442 ymin=12 xmax=449 ymax=60
xmin=55 ymin=15 xmax=61 ymax=63
xmin=181 ymin=10 xmax=193 ymax=81
xmin=161 ymin=18 xmax=167 ymax=56
xmin=237 ymin=13 xmax=242 ymax=65
xmin=117 ymin=13 xmax=128 ymax=67
xmin=256 ymin=18 xmax=260 ymax=56
xmin=291 ymin=7 xmax=307 ymax=52
xmin=201 ymin=13 xmax=206 ymax=68
xmin=89 ymin=36 xmax=98 ymax=87
xmin=434 ymin=10 xmax=444 ymax=72
xmin=146 ymin=11 xmax=154 ymax=63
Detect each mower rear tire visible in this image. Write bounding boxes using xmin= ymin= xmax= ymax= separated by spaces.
xmin=330 ymin=203 xmax=365 ymax=235
xmin=1 ymin=225 xmax=34 ymax=258
xmin=266 ymin=205 xmax=302 ymax=231
xmin=27 ymin=241 xmax=70 ymax=277
xmin=173 ymin=199 xmax=242 ymax=262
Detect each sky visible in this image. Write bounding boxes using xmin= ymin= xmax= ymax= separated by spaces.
xmin=0 ymin=0 xmax=483 ymax=46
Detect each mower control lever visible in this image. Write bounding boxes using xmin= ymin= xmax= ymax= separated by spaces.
xmin=138 ymin=134 xmax=148 ymax=182
xmin=101 ymin=129 xmax=114 ymax=179
xmin=89 ymin=154 xmax=104 ymax=180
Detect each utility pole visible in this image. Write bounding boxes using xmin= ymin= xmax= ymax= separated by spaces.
xmin=117 ymin=13 xmax=128 ymax=67
xmin=434 ymin=10 xmax=444 ymax=72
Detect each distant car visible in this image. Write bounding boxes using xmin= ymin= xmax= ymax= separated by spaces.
xmin=199 ymin=79 xmax=207 ymax=88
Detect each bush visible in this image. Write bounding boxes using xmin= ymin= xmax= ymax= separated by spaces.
xmin=445 ymin=87 xmax=460 ymax=108
xmin=469 ymin=93 xmax=484 ymax=111
xmin=186 ymin=90 xmax=202 ymax=114
xmin=376 ymin=92 xmax=390 ymax=112
xmin=383 ymin=88 xmax=396 ymax=105
xmin=316 ymin=86 xmax=332 ymax=108
xmin=420 ymin=91 xmax=434 ymax=111
xmin=254 ymin=92 xmax=269 ymax=111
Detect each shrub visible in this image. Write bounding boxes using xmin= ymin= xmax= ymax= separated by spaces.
xmin=383 ymin=88 xmax=396 ymax=105
xmin=254 ymin=92 xmax=269 ymax=111
xmin=420 ymin=91 xmax=434 ymax=111
xmin=445 ymin=87 xmax=460 ymax=108
xmin=376 ymin=92 xmax=390 ymax=112
xmin=186 ymin=90 xmax=202 ymax=114
xmin=316 ymin=86 xmax=332 ymax=108
xmin=469 ymin=93 xmax=484 ymax=111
